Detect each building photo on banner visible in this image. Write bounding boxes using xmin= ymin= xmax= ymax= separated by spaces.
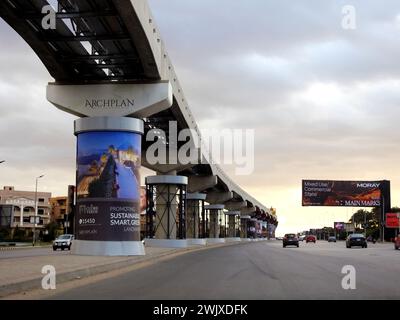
xmin=2 ymin=0 xmax=400 ymax=304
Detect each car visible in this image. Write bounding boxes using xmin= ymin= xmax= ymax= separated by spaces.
xmin=299 ymin=235 xmax=306 ymax=242
xmin=394 ymin=234 xmax=400 ymax=250
xmin=276 ymin=237 xmax=283 ymax=240
xmin=346 ymin=234 xmax=367 ymax=248
xmin=328 ymin=236 xmax=337 ymax=243
xmin=283 ymin=233 xmax=299 ymax=248
xmin=305 ymin=235 xmax=316 ymax=243
xmin=53 ymin=234 xmax=74 ymax=251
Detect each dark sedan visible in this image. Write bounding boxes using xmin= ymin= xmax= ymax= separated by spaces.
xmin=283 ymin=234 xmax=299 ymax=248
xmin=346 ymin=234 xmax=367 ymax=248
xmin=328 ymin=236 xmax=337 ymax=243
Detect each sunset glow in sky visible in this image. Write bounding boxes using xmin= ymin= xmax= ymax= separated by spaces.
xmin=1 ymin=1 xmax=400 ymax=236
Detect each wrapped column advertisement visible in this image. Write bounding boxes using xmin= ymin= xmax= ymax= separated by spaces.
xmin=73 ymin=117 xmax=145 ymax=256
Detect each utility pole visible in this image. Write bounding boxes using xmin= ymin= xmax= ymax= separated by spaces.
xmin=32 ymin=175 xmax=44 ymax=246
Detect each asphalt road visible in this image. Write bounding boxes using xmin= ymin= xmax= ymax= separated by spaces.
xmin=47 ymin=240 xmax=400 ymax=300
xmin=0 ymin=247 xmax=70 ymax=259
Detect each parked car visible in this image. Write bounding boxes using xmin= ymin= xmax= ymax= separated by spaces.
xmin=328 ymin=236 xmax=337 ymax=243
xmin=346 ymin=234 xmax=367 ymax=248
xmin=305 ymin=235 xmax=316 ymax=243
xmin=53 ymin=234 xmax=74 ymax=251
xmin=394 ymin=234 xmax=400 ymax=250
xmin=283 ymin=234 xmax=299 ymax=248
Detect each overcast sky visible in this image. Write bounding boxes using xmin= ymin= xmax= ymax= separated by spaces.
xmin=1 ymin=1 xmax=400 ymax=235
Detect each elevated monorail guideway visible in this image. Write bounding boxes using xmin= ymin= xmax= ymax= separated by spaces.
xmin=0 ymin=0 xmax=277 ymax=254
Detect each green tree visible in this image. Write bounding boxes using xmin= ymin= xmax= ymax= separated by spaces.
xmin=12 ymin=225 xmax=26 ymax=241
xmin=42 ymin=222 xmax=60 ymax=242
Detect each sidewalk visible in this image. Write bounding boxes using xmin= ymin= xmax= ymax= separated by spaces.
xmin=0 ymin=241 xmax=244 ymax=298
xmin=0 ymin=244 xmax=52 ymax=251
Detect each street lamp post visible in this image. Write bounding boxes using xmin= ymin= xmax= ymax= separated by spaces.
xmin=32 ymin=175 xmax=44 ymax=246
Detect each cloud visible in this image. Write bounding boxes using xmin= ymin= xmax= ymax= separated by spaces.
xmin=2 ymin=1 xmax=400 ymax=234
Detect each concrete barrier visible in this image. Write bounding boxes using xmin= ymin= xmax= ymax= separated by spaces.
xmin=187 ymin=239 xmax=207 ymax=246
xmin=144 ymin=239 xmax=191 ymax=248
xmin=206 ymin=238 xmax=226 ymax=245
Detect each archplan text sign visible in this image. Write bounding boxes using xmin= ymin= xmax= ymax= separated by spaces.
xmin=302 ymin=180 xmax=384 ymax=207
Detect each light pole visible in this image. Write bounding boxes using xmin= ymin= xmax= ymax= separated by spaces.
xmin=32 ymin=174 xmax=44 ymax=246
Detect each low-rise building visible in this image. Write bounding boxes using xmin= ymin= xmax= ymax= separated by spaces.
xmin=0 ymin=186 xmax=51 ymax=235
xmin=49 ymin=196 xmax=68 ymax=230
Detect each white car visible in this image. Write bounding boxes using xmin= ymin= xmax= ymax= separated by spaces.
xmin=53 ymin=234 xmax=74 ymax=251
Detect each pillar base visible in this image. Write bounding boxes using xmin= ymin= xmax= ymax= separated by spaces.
xmin=72 ymin=240 xmax=145 ymax=256
xmin=206 ymin=238 xmax=226 ymax=245
xmin=225 ymin=237 xmax=241 ymax=242
xmin=187 ymin=238 xmax=207 ymax=246
xmin=144 ymin=239 xmax=190 ymax=248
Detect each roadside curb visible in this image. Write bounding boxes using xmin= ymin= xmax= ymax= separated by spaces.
xmin=0 ymin=240 xmax=250 ymax=298
xmin=0 ymin=245 xmax=52 ymax=251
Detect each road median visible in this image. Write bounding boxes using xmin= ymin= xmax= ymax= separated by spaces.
xmin=0 ymin=240 xmax=250 ymax=298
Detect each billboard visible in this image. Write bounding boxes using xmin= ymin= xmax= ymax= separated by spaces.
xmin=75 ymin=131 xmax=141 ymax=241
xmin=386 ymin=213 xmax=400 ymax=229
xmin=334 ymin=222 xmax=345 ymax=230
xmin=302 ymin=180 xmax=383 ymax=207
xmin=344 ymin=223 xmax=355 ymax=232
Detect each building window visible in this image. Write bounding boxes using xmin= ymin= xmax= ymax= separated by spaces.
xmin=38 ymin=209 xmax=44 ymax=215
xmin=23 ymin=217 xmax=30 ymax=223
xmin=38 ymin=198 xmax=45 ymax=203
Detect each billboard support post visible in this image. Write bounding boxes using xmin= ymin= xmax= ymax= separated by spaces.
xmin=398 ymin=213 xmax=400 ymax=236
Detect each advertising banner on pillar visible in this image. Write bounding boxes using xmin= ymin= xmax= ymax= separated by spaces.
xmin=76 ymin=131 xmax=141 ymax=241
xmin=302 ymin=180 xmax=384 ymax=207
xmin=386 ymin=213 xmax=400 ymax=228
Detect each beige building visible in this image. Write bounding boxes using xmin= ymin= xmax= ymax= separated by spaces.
xmin=0 ymin=186 xmax=51 ymax=231
xmin=49 ymin=196 xmax=69 ymax=229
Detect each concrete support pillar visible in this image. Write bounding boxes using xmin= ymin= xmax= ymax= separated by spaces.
xmin=209 ymin=209 xmax=220 ymax=238
xmin=73 ymin=117 xmax=145 ymax=256
xmin=240 ymin=215 xmax=251 ymax=238
xmin=186 ymin=193 xmax=206 ymax=239
xmin=46 ymin=82 xmax=173 ymax=255
xmin=146 ymin=175 xmax=188 ymax=241
xmin=155 ymin=184 xmax=178 ymax=239
xmin=205 ymin=204 xmax=225 ymax=243
xmin=186 ymin=199 xmax=198 ymax=238
xmin=228 ymin=215 xmax=236 ymax=237
xmin=249 ymin=218 xmax=258 ymax=239
xmin=225 ymin=211 xmax=240 ymax=238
